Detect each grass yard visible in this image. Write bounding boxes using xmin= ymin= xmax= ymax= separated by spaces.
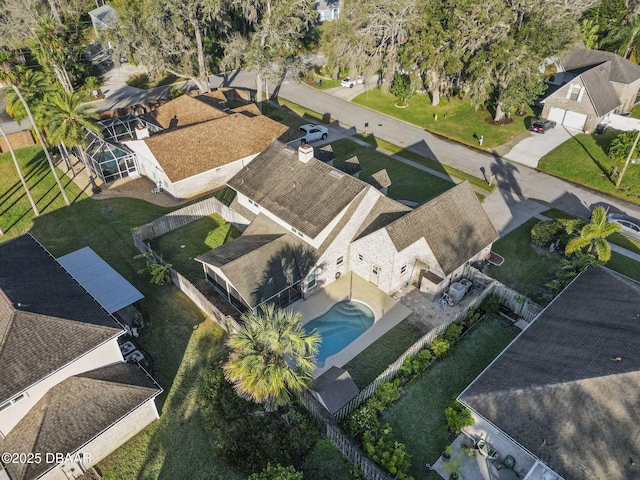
xmin=0 ymin=146 xmax=82 ymax=239
xmin=606 ymin=251 xmax=640 ymax=282
xmin=538 ymin=132 xmax=640 ymax=206
xmin=344 ymin=320 xmax=425 ymax=389
xmin=152 ymin=215 xmax=240 ymax=283
xmin=126 ymin=72 xmax=180 ymax=89
xmin=264 ymin=97 xmax=334 ymax=126
xmin=327 ymin=139 xmax=455 ymax=203
xmin=355 ymin=134 xmax=495 ymax=193
xmin=630 ymin=104 xmax=640 ymax=119
xmin=383 ymin=316 xmax=518 ymax=480
xmin=488 ymin=219 xmax=561 ymax=305
xmin=352 ymin=89 xmax=532 ymax=149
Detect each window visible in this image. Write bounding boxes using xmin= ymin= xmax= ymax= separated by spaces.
xmin=358 ymin=254 xmax=364 ymax=261
xmin=307 ymin=272 xmax=317 ymax=289
xmin=0 ymin=393 xmax=25 ymax=412
xmin=400 ymin=264 xmax=407 ymax=275
xmin=569 ymin=84 xmax=582 ymax=101
xmin=336 ymin=256 xmax=344 ymax=266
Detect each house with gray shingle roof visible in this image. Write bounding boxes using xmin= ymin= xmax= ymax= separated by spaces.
xmin=459 ymin=267 xmax=640 ymax=480
xmin=0 ymin=235 xmax=161 ymax=480
xmin=196 ymin=141 xmax=497 ymax=313
xmin=541 ymin=48 xmax=640 ymax=131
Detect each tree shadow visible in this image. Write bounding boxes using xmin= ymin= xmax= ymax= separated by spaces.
xmin=490 ymin=151 xmax=524 ymax=206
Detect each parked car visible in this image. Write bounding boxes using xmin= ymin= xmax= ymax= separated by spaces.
xmin=607 ymin=213 xmax=640 ymax=241
xmin=298 ymin=124 xmax=328 ymax=143
xmin=341 ymin=77 xmax=356 ymax=88
xmin=529 ymin=119 xmax=557 ymax=134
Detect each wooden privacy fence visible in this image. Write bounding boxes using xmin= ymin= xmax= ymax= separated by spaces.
xmin=298 ymin=390 xmax=394 ymax=480
xmin=334 ymin=282 xmax=496 ymax=422
xmin=132 ymin=196 xmax=250 ymax=242
xmin=130 ymin=195 xmax=248 ymax=334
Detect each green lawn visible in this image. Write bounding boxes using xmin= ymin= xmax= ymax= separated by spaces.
xmin=264 ymin=97 xmax=335 ymax=126
xmin=355 ymin=134 xmax=495 ymax=193
xmin=1 ymin=147 xmax=245 ymax=479
xmin=607 ymin=252 xmax=640 ymax=282
xmin=126 ymin=72 xmax=180 ymax=89
xmin=344 ymin=320 xmax=425 ymax=388
xmin=383 ymin=316 xmax=518 ymax=480
xmin=152 ymin=215 xmax=240 ymax=283
xmin=542 ymin=208 xmax=640 ymax=256
xmin=0 ymin=146 xmax=82 ymax=239
xmin=488 ymin=219 xmax=561 ymax=305
xmin=630 ymin=104 xmax=640 ymax=119
xmin=538 ymin=132 xmax=640 ymax=206
xmin=352 ymin=89 xmax=532 ymax=149
xmin=326 ymin=139 xmax=455 ymax=203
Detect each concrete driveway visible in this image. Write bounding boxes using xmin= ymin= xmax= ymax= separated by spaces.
xmin=503 ymin=124 xmax=580 ymax=168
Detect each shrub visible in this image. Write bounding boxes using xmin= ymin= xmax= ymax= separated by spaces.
xmin=399 ymin=349 xmax=433 ymax=380
xmin=363 ymin=424 xmax=413 ymax=480
xmin=366 ymin=381 xmax=401 ymax=414
xmin=444 ymin=323 xmax=464 ymax=344
xmin=429 ymin=336 xmax=450 ymax=357
xmin=466 ymin=307 xmax=481 ymax=325
xmin=445 ymin=400 xmax=475 ymax=433
xmin=248 ymin=463 xmax=303 ymax=480
xmin=480 ymin=295 xmax=502 ymax=315
xmin=390 ymin=73 xmax=414 ymax=105
xmin=344 ymin=405 xmax=378 ymax=437
xmin=530 ymin=219 xmax=564 ymax=245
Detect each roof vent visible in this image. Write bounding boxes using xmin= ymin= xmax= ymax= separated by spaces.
xmin=298 ymin=144 xmax=314 ymax=163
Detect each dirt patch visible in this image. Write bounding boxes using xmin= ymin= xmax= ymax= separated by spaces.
xmin=100 ymin=204 xmax=116 ymax=215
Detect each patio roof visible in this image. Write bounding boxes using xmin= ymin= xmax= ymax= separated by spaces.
xmin=58 ymin=247 xmax=144 ymax=314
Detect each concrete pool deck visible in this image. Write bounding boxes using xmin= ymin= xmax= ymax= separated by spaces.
xmin=288 ymin=272 xmax=412 ymax=378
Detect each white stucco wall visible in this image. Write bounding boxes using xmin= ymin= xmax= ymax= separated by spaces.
xmin=0 ymin=338 xmax=123 ymax=437
xmin=40 ymin=399 xmax=159 ymax=480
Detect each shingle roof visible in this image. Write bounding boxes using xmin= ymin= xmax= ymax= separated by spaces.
xmin=460 ymin=267 xmax=640 ymax=480
xmin=316 ymin=144 xmax=336 ymax=164
xmin=0 ymin=363 xmax=160 ymax=480
xmin=364 ymin=169 xmax=391 ymax=189
xmin=354 ymin=195 xmax=411 ymax=240
xmin=196 ymin=214 xmax=316 ymax=307
xmin=563 ymin=48 xmax=640 ymax=84
xmin=142 ymin=94 xmax=228 ymax=130
xmin=142 ymin=114 xmax=291 ymax=183
xmin=384 ymin=182 xmax=498 ymax=274
xmin=227 ymin=141 xmax=368 ymax=238
xmin=335 ymin=156 xmax=362 ymax=175
xmin=311 ymin=367 xmax=359 ymax=414
xmin=0 ymin=235 xmax=123 ymax=403
xmin=580 ymin=62 xmax=623 ymax=116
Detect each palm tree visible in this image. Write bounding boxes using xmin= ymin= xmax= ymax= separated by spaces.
xmin=0 ymin=49 xmax=70 ymax=206
xmin=0 ymin=124 xmax=39 ymax=216
xmin=3 ymin=67 xmax=50 ymax=124
xmin=565 ymin=206 xmax=621 ymax=263
xmin=40 ymin=90 xmax=102 ymax=192
xmin=601 ymin=15 xmax=640 ymax=60
xmin=224 ymin=304 xmax=320 ymax=411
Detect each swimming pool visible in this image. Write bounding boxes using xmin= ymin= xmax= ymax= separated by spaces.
xmin=304 ymin=301 xmax=375 ymax=366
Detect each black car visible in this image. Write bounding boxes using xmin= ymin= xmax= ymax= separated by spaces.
xmin=529 ymin=119 xmax=557 ymax=134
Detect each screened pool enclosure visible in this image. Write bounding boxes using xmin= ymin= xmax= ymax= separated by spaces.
xmin=83 ymin=115 xmax=161 ymax=183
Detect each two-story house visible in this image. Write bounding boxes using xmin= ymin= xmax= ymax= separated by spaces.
xmin=0 ymin=235 xmax=161 ymax=480
xmin=196 ymin=141 xmax=498 ymax=313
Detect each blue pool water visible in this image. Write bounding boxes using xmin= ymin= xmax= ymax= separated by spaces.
xmin=304 ymin=301 xmax=375 ymax=366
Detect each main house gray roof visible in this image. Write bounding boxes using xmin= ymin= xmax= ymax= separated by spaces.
xmin=579 ymin=62 xmax=625 ymax=116
xmin=0 ymin=235 xmax=123 ymax=403
xmin=227 ymin=141 xmax=368 ymax=239
xmin=459 ymin=267 xmax=640 ymax=480
xmin=563 ymin=48 xmax=640 ymax=84
xmin=0 ymin=362 xmax=160 ymax=480
xmin=385 ymin=182 xmax=498 ymax=274
xmin=196 ymin=214 xmax=316 ymax=307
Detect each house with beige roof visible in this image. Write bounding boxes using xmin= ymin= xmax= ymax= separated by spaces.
xmin=0 ymin=235 xmax=161 ymax=480
xmin=121 ymin=91 xmax=301 ymax=199
xmin=196 ymin=141 xmax=498 ymax=313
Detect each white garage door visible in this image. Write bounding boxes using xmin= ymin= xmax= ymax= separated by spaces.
xmin=563 ymin=110 xmax=587 ymax=130
xmin=547 ymin=107 xmax=566 ymax=124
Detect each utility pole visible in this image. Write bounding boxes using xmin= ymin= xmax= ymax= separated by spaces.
xmin=616 ymin=129 xmax=640 ymax=189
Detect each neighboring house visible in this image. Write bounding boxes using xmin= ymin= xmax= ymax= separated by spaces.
xmin=196 ymin=141 xmax=498 ymax=313
xmin=88 ymin=5 xmax=116 ymax=35
xmin=315 ymin=0 xmax=340 ymax=21
xmin=0 ymin=235 xmax=161 ymax=480
xmin=459 ymin=267 xmax=640 ymax=480
xmin=541 ymin=48 xmax=640 ymax=131
xmin=86 ymin=89 xmax=301 ymax=199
